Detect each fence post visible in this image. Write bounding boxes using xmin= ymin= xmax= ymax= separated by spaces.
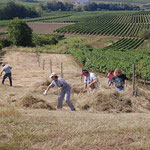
xmin=36 ymin=53 xmax=40 ymax=67
xmin=132 ymin=64 xmax=135 ymax=96
xmin=50 ymin=59 xmax=52 ymax=74
xmin=43 ymin=59 xmax=45 ymax=70
xmin=61 ymin=62 xmax=63 ymax=78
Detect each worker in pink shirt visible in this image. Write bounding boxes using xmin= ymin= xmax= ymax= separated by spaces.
xmin=107 ymin=70 xmax=114 ymax=86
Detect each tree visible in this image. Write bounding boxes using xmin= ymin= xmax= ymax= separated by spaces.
xmin=8 ymin=18 xmax=32 ymax=46
xmin=0 ymin=2 xmax=39 ymax=20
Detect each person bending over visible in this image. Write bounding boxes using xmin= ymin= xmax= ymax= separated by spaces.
xmin=81 ymin=70 xmax=100 ymax=93
xmin=0 ymin=63 xmax=12 ymax=86
xmin=44 ymin=72 xmax=75 ymax=111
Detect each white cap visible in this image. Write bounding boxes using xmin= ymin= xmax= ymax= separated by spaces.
xmin=49 ymin=72 xmax=57 ymax=78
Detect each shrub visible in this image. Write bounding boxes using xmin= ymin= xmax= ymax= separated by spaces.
xmin=32 ymin=34 xmax=58 ymax=46
xmin=8 ymin=18 xmax=32 ymax=46
xmin=0 ymin=38 xmax=12 ymax=48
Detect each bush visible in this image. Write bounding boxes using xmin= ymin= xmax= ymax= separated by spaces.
xmin=0 ymin=38 xmax=12 ymax=48
xmin=8 ymin=18 xmax=32 ymax=46
xmin=32 ymin=34 xmax=58 ymax=46
xmin=139 ymin=29 xmax=150 ymax=40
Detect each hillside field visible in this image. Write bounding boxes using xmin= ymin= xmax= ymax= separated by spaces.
xmin=0 ymin=50 xmax=150 ymax=150
xmin=0 ymin=9 xmax=150 ymax=149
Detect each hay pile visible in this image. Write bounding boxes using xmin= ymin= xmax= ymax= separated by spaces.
xmin=72 ymin=86 xmax=150 ymax=113
xmin=18 ymin=95 xmax=55 ymax=110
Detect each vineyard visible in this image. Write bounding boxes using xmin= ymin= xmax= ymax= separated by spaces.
xmin=55 ymin=11 xmax=150 ymax=37
xmin=66 ymin=37 xmax=150 ymax=80
xmin=103 ymin=38 xmax=144 ymax=50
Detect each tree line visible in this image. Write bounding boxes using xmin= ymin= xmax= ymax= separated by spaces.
xmin=40 ymin=2 xmax=140 ymax=11
xmin=0 ymin=2 xmax=39 ymax=20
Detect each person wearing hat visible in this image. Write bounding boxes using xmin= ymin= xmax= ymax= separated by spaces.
xmin=43 ymin=72 xmax=75 ymax=111
xmin=0 ymin=63 xmax=12 ymax=86
xmin=81 ymin=70 xmax=100 ymax=93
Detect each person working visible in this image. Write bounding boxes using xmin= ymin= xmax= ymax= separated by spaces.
xmin=43 ymin=72 xmax=75 ymax=111
xmin=112 ymin=68 xmax=128 ymax=91
xmin=81 ymin=70 xmax=100 ymax=93
xmin=0 ymin=63 xmax=12 ymax=86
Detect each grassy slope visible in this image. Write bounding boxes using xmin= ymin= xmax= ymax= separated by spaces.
xmin=0 ymin=49 xmax=150 ymax=150
xmin=1 ymin=107 xmax=150 ymax=150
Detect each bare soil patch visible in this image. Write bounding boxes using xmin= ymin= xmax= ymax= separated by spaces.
xmin=27 ymin=22 xmax=73 ymax=34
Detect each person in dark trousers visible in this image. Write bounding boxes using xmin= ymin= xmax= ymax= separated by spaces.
xmin=112 ymin=68 xmax=128 ymax=91
xmin=43 ymin=72 xmax=75 ymax=111
xmin=0 ymin=63 xmax=12 ymax=86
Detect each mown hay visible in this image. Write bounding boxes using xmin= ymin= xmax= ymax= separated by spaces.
xmin=73 ymin=86 xmax=150 ymax=113
xmin=18 ymin=95 xmax=55 ymax=110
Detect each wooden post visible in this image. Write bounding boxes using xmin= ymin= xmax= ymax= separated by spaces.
xmin=135 ymin=88 xmax=138 ymax=97
xmin=50 ymin=59 xmax=52 ymax=74
xmin=144 ymin=79 xmax=146 ymax=85
xmin=38 ymin=57 xmax=40 ymax=67
xmin=81 ymin=64 xmax=84 ymax=82
xmin=61 ymin=62 xmax=63 ymax=78
xmin=43 ymin=59 xmax=45 ymax=70
xmin=36 ymin=53 xmax=40 ymax=67
xmin=132 ymin=64 xmax=135 ymax=96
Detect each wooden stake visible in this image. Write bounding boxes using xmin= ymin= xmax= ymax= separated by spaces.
xmin=43 ymin=59 xmax=45 ymax=70
xmin=50 ymin=59 xmax=52 ymax=74
xmin=132 ymin=64 xmax=135 ymax=96
xmin=61 ymin=62 xmax=63 ymax=78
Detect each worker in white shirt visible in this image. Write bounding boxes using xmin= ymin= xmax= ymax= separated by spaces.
xmin=81 ymin=70 xmax=100 ymax=93
xmin=0 ymin=63 xmax=12 ymax=86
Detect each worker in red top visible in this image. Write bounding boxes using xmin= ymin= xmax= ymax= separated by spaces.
xmin=107 ymin=70 xmax=114 ymax=86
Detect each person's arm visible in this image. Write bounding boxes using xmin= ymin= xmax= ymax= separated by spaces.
xmin=82 ymin=83 xmax=87 ymax=93
xmin=0 ymin=69 xmax=3 ymax=76
xmin=112 ymin=76 xmax=116 ymax=87
xmin=89 ymin=78 xmax=99 ymax=87
xmin=43 ymin=82 xmax=55 ymax=95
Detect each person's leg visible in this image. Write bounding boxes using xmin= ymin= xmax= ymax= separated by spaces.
xmin=8 ymin=73 xmax=12 ymax=86
xmin=65 ymin=88 xmax=75 ymax=111
xmin=2 ymin=73 xmax=8 ymax=85
xmin=57 ymin=90 xmax=65 ymax=109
